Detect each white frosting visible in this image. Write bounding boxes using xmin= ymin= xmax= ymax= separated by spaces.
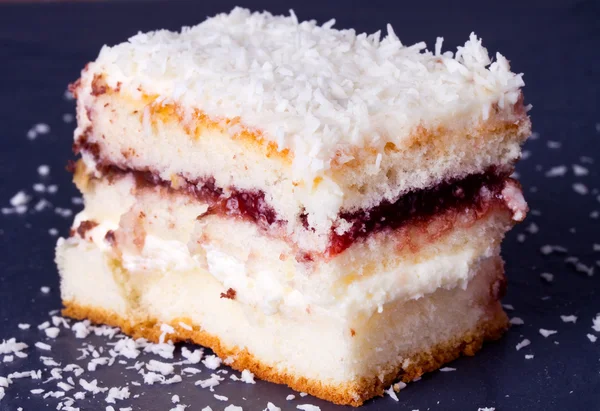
xmin=115 ymin=227 xmax=486 ymax=317
xmin=83 ymin=7 xmax=525 ymax=181
xmin=123 ymin=235 xmax=197 ymax=273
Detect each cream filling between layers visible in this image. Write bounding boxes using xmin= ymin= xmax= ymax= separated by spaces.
xmin=72 ymin=174 xmax=510 ymax=318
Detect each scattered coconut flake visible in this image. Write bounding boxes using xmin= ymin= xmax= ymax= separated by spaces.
xmin=265 ymin=402 xmax=281 ymax=411
xmin=240 ymin=369 xmax=255 ymax=384
xmin=34 ymin=123 xmax=50 ymax=134
xmin=525 ymin=355 xmax=534 ymax=359
xmin=560 ymin=315 xmax=577 ymax=323
xmin=45 ymin=327 xmax=60 ymax=338
xmin=545 ymin=166 xmax=567 ymax=177
xmin=35 ymin=342 xmax=51 ymax=351
xmin=297 ymin=405 xmax=320 ymax=411
xmin=41 ymin=286 xmax=51 ymax=294
xmin=80 ymin=378 xmax=108 ymax=394
xmin=71 ymin=321 xmax=91 ymax=339
xmin=592 ymin=314 xmax=600 ymax=332
xmin=48 ymin=228 xmax=59 ymax=236
xmin=540 ymin=245 xmax=568 ymax=255
xmin=525 ymin=222 xmax=539 ymax=234
xmin=105 ymin=386 xmax=130 ymax=403
xmin=286 ymin=395 xmax=296 ymax=401
xmin=440 ymin=367 xmax=456 ymax=372
xmin=478 ymin=408 xmax=495 ymax=411
xmin=587 ymin=334 xmax=597 ymax=343
xmin=181 ymin=367 xmax=201 ymax=375
xmin=63 ymin=113 xmax=74 ymax=123
xmin=299 ymin=392 xmax=308 ymax=397
xmin=202 ymin=355 xmax=222 ymax=370
xmin=181 ymin=347 xmax=202 ymax=364
xmin=37 ymin=165 xmax=50 ymax=176
xmin=33 ymin=183 xmax=45 ymax=193
xmin=57 ymin=382 xmax=74 ymax=392
xmin=10 ymin=191 xmax=30 ymax=207
xmin=146 ymin=359 xmax=174 ymax=375
xmin=214 ymin=394 xmax=228 ymax=401
xmin=3 ymin=355 xmax=14 ymax=363
xmin=572 ymin=164 xmax=589 ymax=176
xmin=539 ymin=329 xmax=557 ymax=338
xmin=572 ymin=183 xmax=588 ymax=195
xmin=170 ymin=405 xmax=188 ymax=411
xmin=0 ymin=338 xmax=28 ymax=355
xmin=510 ymin=317 xmax=524 ymax=325
xmin=31 ymin=388 xmax=45 ymax=394
xmin=540 ymin=273 xmax=554 ymax=282
xmin=142 ymin=372 xmax=165 ymax=385
xmin=516 ymin=233 xmax=526 ymax=243
xmin=516 ymin=339 xmax=530 ymax=351
xmin=195 ymin=373 xmax=224 ymax=391
xmin=224 ymin=406 xmax=243 ymax=411
xmin=17 ymin=323 xmax=30 ymax=330
xmin=547 ymin=141 xmax=561 ymax=149
xmin=502 ymin=304 xmax=514 ymax=310
xmin=27 ymin=129 xmax=37 ymax=139
xmin=384 ymin=386 xmax=399 ymax=401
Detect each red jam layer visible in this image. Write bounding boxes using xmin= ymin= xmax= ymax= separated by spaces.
xmin=327 ymin=170 xmax=508 ymax=255
xmin=76 ymin=142 xmax=509 ymax=257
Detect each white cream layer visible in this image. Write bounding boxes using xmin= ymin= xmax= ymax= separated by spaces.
xmin=71 ymin=174 xmax=508 ymax=318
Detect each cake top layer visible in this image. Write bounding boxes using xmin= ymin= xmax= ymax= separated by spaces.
xmin=88 ymin=7 xmax=525 ymax=178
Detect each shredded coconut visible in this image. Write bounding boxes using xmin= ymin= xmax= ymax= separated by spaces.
xmin=202 ymin=354 xmax=222 ymax=370
xmin=539 ymin=329 xmax=557 ymax=338
xmin=560 ymin=315 xmax=577 ymax=323
xmin=592 ymin=314 xmax=600 ymax=332
xmin=516 ymin=339 xmax=530 ymax=351
xmin=85 ymin=8 xmax=525 ymax=180
xmin=545 ymin=165 xmax=567 ymax=177
xmin=572 ymin=183 xmax=588 ymax=195
xmin=540 ymin=273 xmax=553 ymax=282
xmin=37 ymin=165 xmax=50 ymax=176
xmin=509 ymin=317 xmax=524 ymax=325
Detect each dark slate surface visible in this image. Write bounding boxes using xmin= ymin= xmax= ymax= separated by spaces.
xmin=1 ymin=0 xmax=599 ymax=410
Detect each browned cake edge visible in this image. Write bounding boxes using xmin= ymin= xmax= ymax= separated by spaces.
xmin=62 ymin=299 xmax=508 ymax=406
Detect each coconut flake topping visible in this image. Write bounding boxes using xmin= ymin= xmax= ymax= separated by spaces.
xmin=85 ymin=7 xmax=525 ymax=180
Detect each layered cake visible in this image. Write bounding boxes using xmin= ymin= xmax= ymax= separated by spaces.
xmin=56 ymin=8 xmax=530 ymax=406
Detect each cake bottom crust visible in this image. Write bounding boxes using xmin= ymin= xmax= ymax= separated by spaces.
xmin=62 ymin=300 xmax=508 ymax=406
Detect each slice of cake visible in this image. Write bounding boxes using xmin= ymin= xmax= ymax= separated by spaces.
xmin=57 ymin=8 xmax=530 ymax=406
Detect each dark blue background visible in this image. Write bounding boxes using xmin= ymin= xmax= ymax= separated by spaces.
xmin=1 ymin=0 xmax=599 ymax=410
